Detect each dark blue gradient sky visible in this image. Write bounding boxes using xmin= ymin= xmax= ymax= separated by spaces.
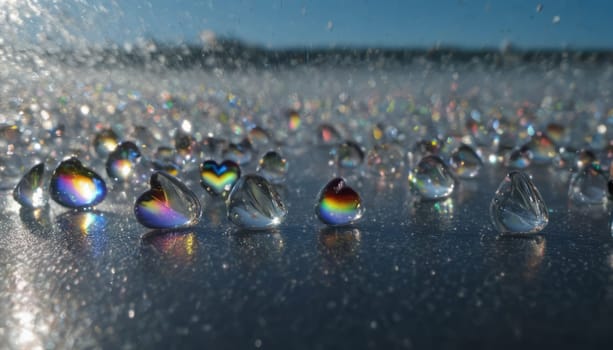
xmin=89 ymin=0 xmax=613 ymax=49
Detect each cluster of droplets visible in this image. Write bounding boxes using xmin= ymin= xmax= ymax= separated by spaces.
xmin=7 ymin=63 xmax=613 ymax=239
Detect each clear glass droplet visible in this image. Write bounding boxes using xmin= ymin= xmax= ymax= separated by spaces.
xmin=525 ymin=132 xmax=557 ymax=164
xmin=226 ymin=175 xmax=287 ymax=230
xmin=506 ymin=146 xmax=532 ymax=169
xmin=13 ymin=163 xmax=47 ymax=209
xmin=490 ymin=171 xmax=548 ymax=234
xmin=257 ymin=151 xmax=289 ymax=184
xmin=92 ymin=128 xmax=119 ymax=157
xmin=247 ymin=126 xmax=272 ymax=151
xmin=134 ymin=172 xmax=202 ymax=229
xmin=315 ymin=124 xmax=342 ymax=146
xmin=222 ymin=140 xmax=253 ymax=165
xmin=333 ymin=141 xmax=364 ymax=168
xmin=569 ymin=163 xmax=609 ymax=205
xmin=408 ymin=155 xmax=455 ymax=200
xmin=448 ymin=144 xmax=483 ymax=179
xmin=106 ymin=141 xmax=141 ymax=182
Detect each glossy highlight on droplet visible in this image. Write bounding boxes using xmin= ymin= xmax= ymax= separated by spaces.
xmin=134 ymin=172 xmax=202 ymax=229
xmin=408 ymin=155 xmax=455 ymax=200
xmin=106 ymin=141 xmax=141 ymax=182
xmin=226 ymin=174 xmax=287 ymax=230
xmin=490 ymin=171 xmax=548 ymax=235
xmin=50 ymin=157 xmax=107 ymax=209
xmin=315 ymin=177 xmax=364 ymax=226
xmin=200 ymin=159 xmax=241 ymax=197
xmin=13 ymin=163 xmax=47 ymax=209
xmin=257 ymin=151 xmax=288 ymax=184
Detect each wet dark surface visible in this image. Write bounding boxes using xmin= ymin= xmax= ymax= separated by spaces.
xmin=1 ymin=149 xmax=612 ymax=350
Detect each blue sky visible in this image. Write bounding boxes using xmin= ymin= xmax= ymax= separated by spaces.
xmin=53 ymin=0 xmax=613 ymax=49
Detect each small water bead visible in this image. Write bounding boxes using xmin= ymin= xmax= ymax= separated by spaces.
xmin=546 ymin=123 xmax=566 ymax=145
xmin=247 ymin=126 xmax=272 ymax=151
xmin=92 ymin=128 xmax=119 ymax=157
xmin=525 ymin=132 xmax=557 ymax=164
xmin=287 ymin=110 xmax=302 ymax=132
xmin=372 ymin=123 xmax=400 ymax=144
xmin=200 ymin=160 xmax=241 ymax=197
xmin=151 ymin=146 xmax=182 ymax=176
xmin=13 ymin=163 xmax=47 ymax=209
xmin=408 ymin=155 xmax=455 ymax=200
xmin=134 ymin=172 xmax=202 ymax=229
xmin=448 ymin=144 xmax=483 ymax=179
xmin=201 ymin=137 xmax=229 ymax=160
xmin=222 ymin=140 xmax=253 ymax=165
xmin=366 ymin=143 xmax=404 ymax=177
xmin=315 ymin=124 xmax=342 ymax=146
xmin=106 ymin=141 xmax=141 ymax=182
xmin=226 ymin=175 xmax=287 ymax=230
xmin=506 ymin=147 xmax=532 ymax=169
xmin=257 ymin=151 xmax=289 ymax=184
xmin=490 ymin=171 xmax=548 ymax=235
xmin=333 ymin=141 xmax=364 ymax=168
xmin=50 ymin=157 xmax=107 ymax=209
xmin=569 ymin=163 xmax=609 ymax=205
xmin=315 ymin=177 xmax=364 ymax=226
xmin=576 ymin=149 xmax=597 ymax=170
xmin=174 ymin=129 xmax=197 ymax=160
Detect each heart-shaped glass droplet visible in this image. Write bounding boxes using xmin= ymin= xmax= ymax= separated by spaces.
xmin=226 ymin=174 xmax=287 ymax=230
xmin=448 ymin=144 xmax=483 ymax=179
xmin=200 ymin=160 xmax=241 ymax=197
xmin=315 ymin=177 xmax=364 ymax=226
xmin=50 ymin=157 xmax=107 ymax=209
xmin=490 ymin=171 xmax=548 ymax=234
xmin=13 ymin=163 xmax=47 ymax=208
xmin=134 ymin=172 xmax=202 ymax=229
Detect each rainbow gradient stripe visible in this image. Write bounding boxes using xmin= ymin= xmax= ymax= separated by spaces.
xmin=134 ymin=172 xmax=201 ymax=229
xmin=50 ymin=158 xmax=107 ymax=209
xmin=200 ymin=160 xmax=241 ymax=196
xmin=316 ymin=178 xmax=364 ymax=226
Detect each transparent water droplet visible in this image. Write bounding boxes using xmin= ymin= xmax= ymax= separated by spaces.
xmin=506 ymin=146 xmax=532 ymax=169
xmin=222 ymin=140 xmax=253 ymax=165
xmin=315 ymin=123 xmax=342 ymax=146
xmin=226 ymin=175 xmax=287 ymax=230
xmin=366 ymin=143 xmax=404 ymax=177
xmin=200 ymin=160 xmax=241 ymax=197
xmin=315 ymin=177 xmax=363 ymax=226
xmin=247 ymin=126 xmax=272 ymax=151
xmin=13 ymin=163 xmax=47 ymax=209
xmin=257 ymin=151 xmax=288 ymax=184
xmin=106 ymin=141 xmax=141 ymax=182
xmin=50 ymin=157 xmax=107 ymax=209
xmin=92 ymin=128 xmax=119 ymax=157
xmin=287 ymin=110 xmax=302 ymax=132
xmin=525 ymin=132 xmax=557 ymax=164
xmin=151 ymin=146 xmax=182 ymax=176
xmin=448 ymin=144 xmax=483 ymax=179
xmin=134 ymin=172 xmax=202 ymax=229
xmin=490 ymin=171 xmax=548 ymax=234
xmin=569 ymin=163 xmax=609 ymax=205
xmin=408 ymin=155 xmax=455 ymax=200
xmin=333 ymin=141 xmax=364 ymax=168
xmin=174 ymin=129 xmax=196 ymax=161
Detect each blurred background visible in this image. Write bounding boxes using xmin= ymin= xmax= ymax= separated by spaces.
xmin=3 ymin=0 xmax=612 ymax=50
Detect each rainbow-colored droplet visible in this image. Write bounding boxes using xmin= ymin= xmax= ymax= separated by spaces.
xmin=50 ymin=158 xmax=107 ymax=209
xmin=315 ymin=178 xmax=364 ymax=226
xmin=200 ymin=160 xmax=241 ymax=197
xmin=134 ymin=172 xmax=202 ymax=229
